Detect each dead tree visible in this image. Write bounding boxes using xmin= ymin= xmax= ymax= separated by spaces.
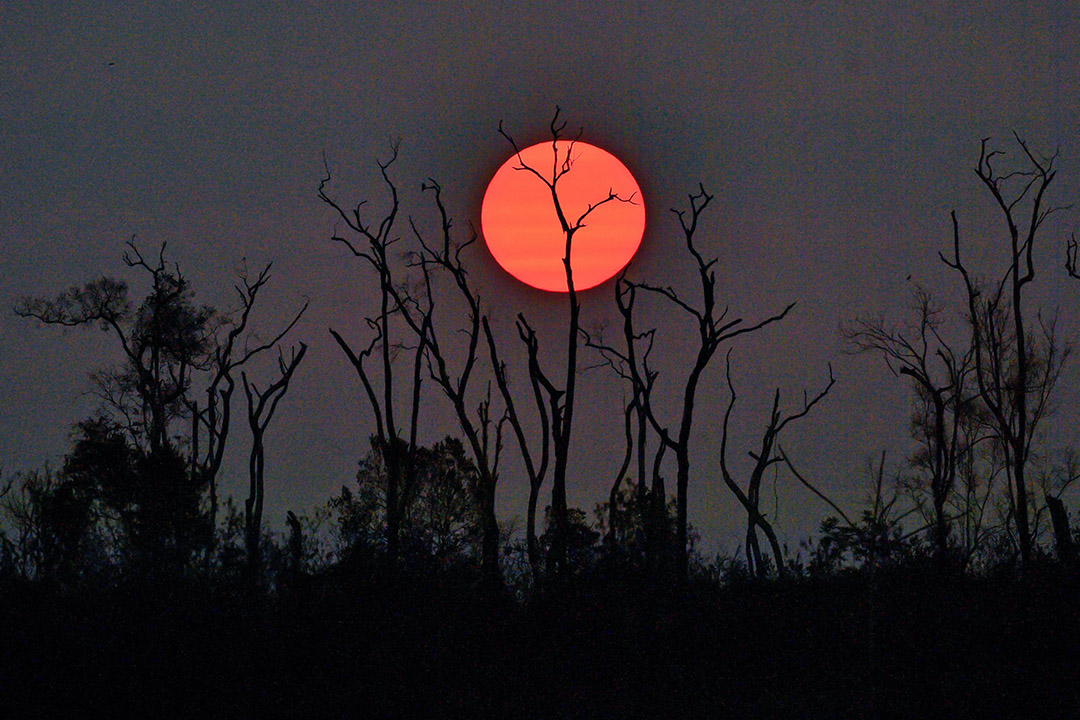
xmin=286 ymin=510 xmax=303 ymax=575
xmin=190 ymin=264 xmax=307 ymax=544
xmin=391 ymin=179 xmax=509 ymax=589
xmin=241 ymin=342 xmax=307 ymax=576
xmin=497 ymin=110 xmax=638 ymax=580
xmin=603 ymin=396 xmax=637 ymax=549
xmin=484 ymin=314 xmax=550 ymax=582
xmin=1044 ymin=494 xmax=1076 ymax=564
xmin=719 ymin=351 xmax=834 ymax=578
xmin=319 ymin=145 xmax=426 ymax=571
xmin=842 ymin=286 xmax=976 ymax=562
xmin=320 ymin=144 xmax=548 ymax=587
xmin=583 ymin=278 xmax=668 ymax=565
xmin=940 ymin=135 xmax=1071 ymax=569
xmin=623 ymin=186 xmax=794 ymax=580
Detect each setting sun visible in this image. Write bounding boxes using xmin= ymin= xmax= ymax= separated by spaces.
xmin=481 ymin=140 xmax=645 ymax=292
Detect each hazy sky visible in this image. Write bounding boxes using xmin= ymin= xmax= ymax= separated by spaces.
xmin=3 ymin=2 xmax=1079 ymax=555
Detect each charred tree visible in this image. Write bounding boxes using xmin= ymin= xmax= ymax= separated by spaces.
xmin=388 ymin=180 xmax=509 ymax=590
xmin=584 ymin=278 xmax=667 ymax=567
xmin=190 ymin=263 xmax=307 ymax=552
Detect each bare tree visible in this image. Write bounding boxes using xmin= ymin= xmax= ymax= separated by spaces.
xmin=719 ymin=351 xmax=834 ymax=578
xmin=940 ymin=135 xmax=1071 ymax=568
xmin=610 ymin=185 xmax=794 ymax=579
xmin=601 ymin=395 xmax=638 ymax=550
xmin=583 ymin=278 xmax=668 ymax=566
xmin=319 ymin=141 xmax=559 ymax=587
xmin=378 ymin=179 xmax=511 ymax=588
xmin=484 ymin=314 xmax=550 ymax=582
xmin=241 ymin=342 xmax=307 ymax=576
xmin=843 ymin=286 xmax=977 ymax=562
xmin=190 ymin=263 xmax=308 ymax=544
xmin=318 ymin=145 xmax=426 ymax=572
xmin=496 ymin=110 xmax=638 ymax=580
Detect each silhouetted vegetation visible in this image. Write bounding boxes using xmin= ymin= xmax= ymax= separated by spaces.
xmin=4 ymin=128 xmax=1079 ymax=717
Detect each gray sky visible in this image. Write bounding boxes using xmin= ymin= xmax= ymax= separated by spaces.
xmin=3 ymin=2 xmax=1079 ymax=556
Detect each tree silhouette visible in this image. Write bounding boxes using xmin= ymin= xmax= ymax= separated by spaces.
xmin=591 ymin=186 xmax=794 ymax=580
xmin=843 ymin=286 xmax=978 ymax=563
xmin=0 ymin=467 xmax=99 ymax=584
xmin=584 ymin=280 xmax=666 ymax=568
xmin=189 ymin=262 xmax=307 ymax=552
xmin=5 ymin=129 xmax=1080 ymax=720
xmin=15 ymin=241 xmax=305 ymax=575
xmin=719 ymin=351 xmax=833 ymax=578
xmin=378 ymin=179 xmax=508 ymax=588
xmin=495 ymin=110 xmax=639 ymax=581
xmin=319 ymin=142 xmax=547 ymax=587
xmin=331 ymin=436 xmax=484 ymax=570
xmin=940 ymin=135 xmax=1071 ymax=569
xmin=16 ymin=242 xmax=214 ymax=456
xmin=319 ymin=145 xmax=426 ymax=573
xmin=241 ymin=342 xmax=307 ymax=577
xmin=16 ymin=243 xmax=217 ymax=571
xmin=1067 ymin=233 xmax=1080 ymax=281
xmin=792 ymin=452 xmax=913 ymax=573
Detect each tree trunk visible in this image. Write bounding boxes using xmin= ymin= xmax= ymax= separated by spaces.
xmin=527 ymin=478 xmax=542 ymax=582
xmin=1046 ymin=493 xmax=1075 ymax=565
xmin=480 ymin=480 xmax=501 ymax=590
xmin=245 ymin=442 xmax=264 ymax=577
xmin=675 ymin=451 xmax=690 ymax=579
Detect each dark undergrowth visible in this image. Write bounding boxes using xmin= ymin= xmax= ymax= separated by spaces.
xmin=2 ymin=562 xmax=1078 ymax=719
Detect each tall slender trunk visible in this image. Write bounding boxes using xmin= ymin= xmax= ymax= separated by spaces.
xmin=675 ymin=452 xmax=690 ymax=578
xmin=245 ymin=442 xmax=264 ymax=577
xmin=527 ymin=479 xmax=542 ymax=582
xmin=547 ymin=226 xmax=580 ymax=580
xmin=1012 ymin=294 xmax=1032 ymax=567
xmin=480 ymin=477 xmax=501 ymax=589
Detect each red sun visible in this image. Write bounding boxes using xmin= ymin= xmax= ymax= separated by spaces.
xmin=481 ymin=140 xmax=645 ymax=292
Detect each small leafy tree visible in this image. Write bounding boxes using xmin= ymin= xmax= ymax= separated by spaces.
xmin=0 ymin=467 xmax=100 ymax=583
xmin=593 ymin=479 xmax=679 ymax=571
xmin=330 ymin=436 xmax=483 ymax=573
xmin=797 ymin=454 xmax=914 ymax=575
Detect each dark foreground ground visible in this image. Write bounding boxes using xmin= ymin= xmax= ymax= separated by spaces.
xmin=2 ymin=566 xmax=1078 ymax=719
